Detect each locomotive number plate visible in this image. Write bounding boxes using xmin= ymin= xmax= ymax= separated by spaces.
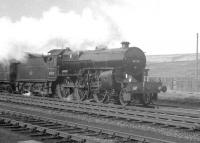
xmin=49 ymin=71 xmax=55 ymax=75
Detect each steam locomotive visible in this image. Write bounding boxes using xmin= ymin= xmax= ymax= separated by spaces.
xmin=0 ymin=42 xmax=166 ymax=106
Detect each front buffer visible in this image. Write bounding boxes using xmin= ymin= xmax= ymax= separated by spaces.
xmin=119 ymin=81 xmax=167 ymax=106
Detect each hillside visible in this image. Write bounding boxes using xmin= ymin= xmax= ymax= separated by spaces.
xmin=146 ymin=53 xmax=196 ymax=63
xmin=146 ymin=53 xmax=199 ymax=77
xmin=147 ymin=61 xmax=197 ymax=77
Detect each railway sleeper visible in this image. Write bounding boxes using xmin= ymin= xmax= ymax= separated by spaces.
xmin=7 ymin=125 xmax=21 ymax=129
xmin=82 ymin=131 xmax=98 ymax=136
xmin=25 ymin=119 xmax=43 ymax=122
xmin=56 ymin=139 xmax=73 ymax=143
xmin=60 ymin=102 xmax=197 ymax=123
xmin=2 ymin=102 xmax=199 ymax=132
xmin=59 ymin=128 xmax=82 ymax=132
xmin=40 ymin=133 xmax=63 ymax=141
xmin=39 ymin=123 xmax=58 ymax=127
xmin=1 ymin=96 xmax=195 ymax=125
xmin=29 ymin=129 xmax=48 ymax=136
xmin=30 ymin=121 xmax=49 ymax=124
xmin=30 ymin=132 xmax=50 ymax=137
xmin=2 ymin=94 xmax=200 ymax=119
xmin=57 ymin=127 xmax=76 ymax=132
xmin=11 ymin=127 xmax=29 ymax=131
xmin=0 ymin=119 xmax=11 ymax=125
xmin=44 ymin=124 xmax=61 ymax=128
xmin=0 ymin=118 xmax=83 ymax=142
xmin=0 ymin=123 xmax=13 ymax=127
xmin=49 ymin=125 xmax=64 ymax=129
xmin=0 ymin=110 xmax=179 ymax=143
xmin=67 ymin=130 xmax=86 ymax=134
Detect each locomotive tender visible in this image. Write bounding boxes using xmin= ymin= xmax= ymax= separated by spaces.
xmin=0 ymin=42 xmax=166 ymax=106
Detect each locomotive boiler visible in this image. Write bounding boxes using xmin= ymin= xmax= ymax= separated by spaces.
xmin=0 ymin=41 xmax=166 ymax=106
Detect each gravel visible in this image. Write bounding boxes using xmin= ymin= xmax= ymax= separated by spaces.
xmin=42 ymin=106 xmax=200 ymax=142
xmin=1 ymin=102 xmax=200 ymax=143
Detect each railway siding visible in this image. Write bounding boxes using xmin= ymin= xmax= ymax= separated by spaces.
xmin=0 ymin=109 xmax=176 ymax=143
xmin=0 ymin=94 xmax=200 ymax=131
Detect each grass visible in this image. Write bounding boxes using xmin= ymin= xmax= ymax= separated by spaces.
xmin=147 ymin=60 xmax=197 ymax=77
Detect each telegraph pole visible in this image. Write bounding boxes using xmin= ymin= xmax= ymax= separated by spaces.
xmin=196 ymin=33 xmax=199 ymax=80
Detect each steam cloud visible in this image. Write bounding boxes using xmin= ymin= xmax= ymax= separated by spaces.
xmin=1 ymin=0 xmax=199 ymax=63
xmin=0 ymin=2 xmax=123 ymax=62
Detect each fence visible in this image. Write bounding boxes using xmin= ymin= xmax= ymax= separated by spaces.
xmin=149 ymin=77 xmax=200 ymax=92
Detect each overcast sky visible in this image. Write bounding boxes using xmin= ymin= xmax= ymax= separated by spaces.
xmin=0 ymin=0 xmax=200 ymax=60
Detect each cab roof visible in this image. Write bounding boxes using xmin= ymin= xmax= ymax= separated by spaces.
xmin=48 ymin=49 xmax=65 ymax=55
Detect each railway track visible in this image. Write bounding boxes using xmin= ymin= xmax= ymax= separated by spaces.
xmin=0 ymin=108 xmax=176 ymax=143
xmin=0 ymin=93 xmax=200 ymax=131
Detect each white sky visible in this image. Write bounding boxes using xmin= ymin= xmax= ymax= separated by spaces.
xmin=0 ymin=0 xmax=200 ymax=61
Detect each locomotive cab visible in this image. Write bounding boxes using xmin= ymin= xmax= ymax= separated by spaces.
xmin=47 ymin=49 xmax=65 ymax=80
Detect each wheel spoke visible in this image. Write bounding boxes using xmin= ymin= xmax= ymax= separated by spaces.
xmin=77 ymin=88 xmax=87 ymax=101
xmin=93 ymin=91 xmax=108 ymax=103
xmin=119 ymin=90 xmax=130 ymax=106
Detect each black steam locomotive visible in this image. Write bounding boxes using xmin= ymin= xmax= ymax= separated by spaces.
xmin=0 ymin=42 xmax=166 ymax=106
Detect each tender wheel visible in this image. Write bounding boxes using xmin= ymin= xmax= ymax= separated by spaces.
xmin=21 ymin=84 xmax=32 ymax=96
xmin=141 ymin=93 xmax=151 ymax=106
xmin=119 ymin=90 xmax=131 ymax=106
xmin=93 ymin=90 xmax=109 ymax=103
xmin=6 ymin=86 xmax=13 ymax=93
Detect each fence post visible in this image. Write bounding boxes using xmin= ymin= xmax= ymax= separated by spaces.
xmin=171 ymin=78 xmax=174 ymax=90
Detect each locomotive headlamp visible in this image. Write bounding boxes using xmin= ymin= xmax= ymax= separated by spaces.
xmin=158 ymin=86 xmax=162 ymax=91
xmin=125 ymin=74 xmax=133 ymax=82
xmin=158 ymin=86 xmax=167 ymax=92
xmin=132 ymin=60 xmax=140 ymax=63
xmin=132 ymin=86 xmax=138 ymax=91
xmin=162 ymin=86 xmax=167 ymax=92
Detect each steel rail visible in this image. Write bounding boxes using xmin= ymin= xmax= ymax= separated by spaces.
xmin=4 ymin=93 xmax=200 ymax=118
xmin=0 ymin=109 xmax=176 ymax=143
xmin=0 ymin=94 xmax=200 ymax=130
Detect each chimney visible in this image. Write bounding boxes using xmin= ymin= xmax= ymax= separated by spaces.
xmin=121 ymin=41 xmax=130 ymax=48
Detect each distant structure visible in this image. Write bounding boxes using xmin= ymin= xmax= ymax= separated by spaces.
xmin=196 ymin=33 xmax=199 ymax=80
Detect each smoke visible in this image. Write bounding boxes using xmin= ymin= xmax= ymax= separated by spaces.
xmin=1 ymin=0 xmax=199 ymax=63
xmin=0 ymin=3 xmax=123 ymax=62
xmin=0 ymin=0 xmax=171 ymax=62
